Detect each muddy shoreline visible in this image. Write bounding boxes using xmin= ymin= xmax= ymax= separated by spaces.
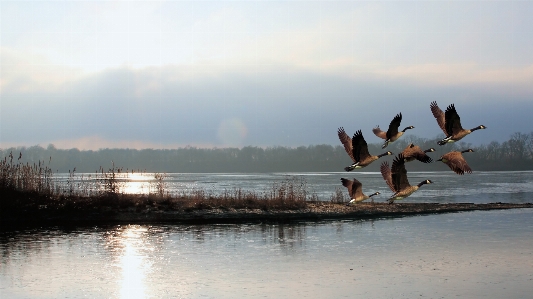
xmin=2 ymin=202 xmax=532 ymax=228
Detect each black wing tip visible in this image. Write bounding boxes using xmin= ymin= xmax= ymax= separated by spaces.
xmin=446 ymin=103 xmax=456 ymax=112
xmin=394 ymin=112 xmax=402 ymax=120
xmin=352 ymin=130 xmax=364 ymax=140
xmin=393 ymin=154 xmax=406 ymax=165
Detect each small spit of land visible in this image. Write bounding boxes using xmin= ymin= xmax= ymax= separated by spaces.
xmin=1 ymin=187 xmax=531 ymax=227
xmin=77 ymin=202 xmax=533 ymax=225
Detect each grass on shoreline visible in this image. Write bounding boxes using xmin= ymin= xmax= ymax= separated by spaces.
xmin=1 ymin=153 xmax=321 ymax=215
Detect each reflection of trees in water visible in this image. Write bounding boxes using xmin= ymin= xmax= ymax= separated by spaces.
xmin=0 ymin=227 xmax=85 ymax=264
xmin=158 ymin=223 xmax=309 ymax=249
xmin=0 ymin=220 xmax=375 ymax=264
xmin=271 ymin=223 xmax=306 ymax=248
xmin=333 ymin=219 xmax=376 ymax=235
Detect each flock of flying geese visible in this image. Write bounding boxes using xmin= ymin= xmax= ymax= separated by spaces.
xmin=339 ymin=101 xmax=487 ymax=204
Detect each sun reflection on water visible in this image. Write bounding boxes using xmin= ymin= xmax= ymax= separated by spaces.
xmin=117 ymin=226 xmax=152 ymax=299
xmin=121 ymin=173 xmax=152 ymax=195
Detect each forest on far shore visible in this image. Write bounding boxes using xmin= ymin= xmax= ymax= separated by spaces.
xmin=1 ymin=132 xmax=532 ymax=173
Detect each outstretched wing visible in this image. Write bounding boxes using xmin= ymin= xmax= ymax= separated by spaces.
xmin=415 ymin=151 xmax=433 ymax=163
xmin=380 ymin=161 xmax=395 ymax=192
xmin=430 ymin=101 xmax=447 ymax=135
xmin=352 ymin=130 xmax=371 ymax=162
xmin=341 ymin=178 xmax=354 ymax=197
xmin=444 ymin=104 xmax=464 ymax=136
xmin=338 ymin=127 xmax=355 ymax=162
xmin=372 ymin=126 xmax=387 ymax=140
xmin=391 ymin=154 xmax=410 ymax=190
xmin=445 ymin=152 xmax=472 ymax=175
xmin=386 ymin=113 xmax=402 ymax=139
xmin=351 ymin=178 xmax=364 ymax=198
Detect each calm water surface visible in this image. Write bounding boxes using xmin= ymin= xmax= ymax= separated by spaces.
xmin=1 ymin=172 xmax=533 ymax=298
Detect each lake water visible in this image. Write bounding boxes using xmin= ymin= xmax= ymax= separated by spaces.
xmin=1 ymin=171 xmax=533 ymax=298
xmin=54 ymin=170 xmax=533 ymax=204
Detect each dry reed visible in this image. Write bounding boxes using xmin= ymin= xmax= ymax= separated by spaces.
xmin=1 ymin=155 xmax=312 ymax=214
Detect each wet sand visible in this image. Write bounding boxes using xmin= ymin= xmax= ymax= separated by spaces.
xmin=3 ymin=202 xmax=531 ymax=227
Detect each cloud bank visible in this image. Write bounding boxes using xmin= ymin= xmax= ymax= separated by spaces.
xmin=1 ymin=1 xmax=532 ymax=150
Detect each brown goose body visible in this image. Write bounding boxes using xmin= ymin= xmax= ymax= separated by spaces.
xmin=373 ymin=113 xmax=414 ymax=149
xmin=401 ymin=143 xmax=435 ymax=163
xmin=341 ymin=178 xmax=380 ymax=204
xmin=430 ymin=102 xmax=486 ymax=145
xmin=438 ymin=149 xmax=474 ymax=175
xmin=338 ymin=128 xmax=392 ymax=171
xmin=380 ymin=154 xmax=433 ymax=204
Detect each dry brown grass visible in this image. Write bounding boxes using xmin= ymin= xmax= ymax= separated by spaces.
xmin=329 ymin=187 xmax=348 ymax=203
xmin=1 ymin=154 xmax=310 ymax=214
xmin=0 ymin=152 xmax=55 ymax=194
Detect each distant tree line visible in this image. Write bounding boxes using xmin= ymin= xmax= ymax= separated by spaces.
xmin=1 ymin=132 xmax=532 ymax=173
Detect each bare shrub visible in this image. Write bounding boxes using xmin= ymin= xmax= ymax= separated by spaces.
xmin=151 ymin=173 xmax=168 ymax=197
xmin=330 ymin=187 xmax=347 ymax=203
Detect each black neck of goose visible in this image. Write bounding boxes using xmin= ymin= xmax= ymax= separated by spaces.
xmin=461 ymin=149 xmax=474 ymax=154
xmin=401 ymin=127 xmax=413 ymax=132
xmin=471 ymin=125 xmax=485 ymax=132
xmin=369 ymin=192 xmax=379 ymax=197
xmin=417 ymin=180 xmax=429 ymax=187
xmin=377 ymin=152 xmax=390 ymax=158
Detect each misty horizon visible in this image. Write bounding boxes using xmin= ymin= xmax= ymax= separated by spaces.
xmin=2 ymin=132 xmax=531 ymax=173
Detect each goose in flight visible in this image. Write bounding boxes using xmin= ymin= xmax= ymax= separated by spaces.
xmin=430 ymin=101 xmax=486 ymax=145
xmin=380 ymin=154 xmax=433 ymax=204
xmin=373 ymin=113 xmax=414 ymax=149
xmin=401 ymin=143 xmax=435 ymax=163
xmin=437 ymin=149 xmax=474 ymax=175
xmin=341 ymin=178 xmax=380 ymax=204
xmin=338 ymin=127 xmax=392 ymax=172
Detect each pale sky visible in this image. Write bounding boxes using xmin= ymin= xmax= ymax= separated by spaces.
xmin=1 ymin=0 xmax=532 ymax=150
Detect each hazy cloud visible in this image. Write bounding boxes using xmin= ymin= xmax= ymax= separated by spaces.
xmin=1 ymin=0 xmax=532 ymax=150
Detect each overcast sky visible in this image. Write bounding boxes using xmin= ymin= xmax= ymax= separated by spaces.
xmin=1 ymin=0 xmax=532 ymax=150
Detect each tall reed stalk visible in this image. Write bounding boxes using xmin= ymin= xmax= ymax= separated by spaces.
xmin=0 ymin=152 xmax=55 ymax=194
xmin=1 ymin=153 xmax=315 ymax=211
